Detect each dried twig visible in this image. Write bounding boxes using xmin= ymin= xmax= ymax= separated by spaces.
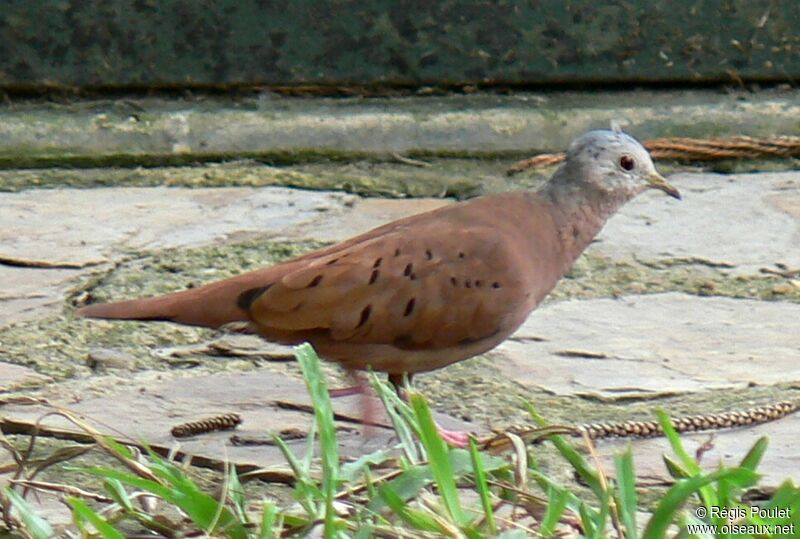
xmin=9 ymin=480 xmax=113 ymax=504
xmin=508 ymin=135 xmax=800 ymax=175
xmin=581 ymin=431 xmax=624 ymax=539
xmin=392 ymin=152 xmax=432 ymax=167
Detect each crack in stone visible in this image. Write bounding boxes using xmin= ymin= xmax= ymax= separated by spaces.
xmin=633 ymin=254 xmax=737 ymax=269
xmin=0 ymin=255 xmax=101 ymax=270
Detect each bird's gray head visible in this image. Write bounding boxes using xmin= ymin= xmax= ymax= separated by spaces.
xmin=559 ymin=128 xmax=681 ymax=201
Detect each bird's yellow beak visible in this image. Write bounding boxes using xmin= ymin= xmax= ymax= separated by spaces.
xmin=647 ymin=172 xmax=681 ymax=200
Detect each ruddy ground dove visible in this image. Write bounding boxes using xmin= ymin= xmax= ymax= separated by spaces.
xmin=78 ymin=128 xmax=680 ymax=442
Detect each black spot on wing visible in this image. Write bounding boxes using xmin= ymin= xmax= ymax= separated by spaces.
xmin=404 ymin=298 xmax=415 ymax=316
xmin=357 ymin=304 xmax=372 ymax=328
xmin=237 ymin=285 xmax=272 ymax=310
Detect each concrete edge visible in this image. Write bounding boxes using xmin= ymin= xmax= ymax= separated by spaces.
xmin=0 ymin=90 xmax=798 ymax=167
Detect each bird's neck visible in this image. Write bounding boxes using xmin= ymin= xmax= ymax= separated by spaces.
xmin=541 ymin=176 xmax=635 ymax=265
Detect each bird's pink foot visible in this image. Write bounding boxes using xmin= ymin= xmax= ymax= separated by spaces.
xmin=436 ymin=425 xmax=472 ymax=448
xmin=328 ymin=385 xmax=362 ymax=398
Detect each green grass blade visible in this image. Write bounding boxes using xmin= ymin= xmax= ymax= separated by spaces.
xmin=272 ymin=435 xmax=309 ymax=485
xmin=273 ymin=434 xmax=321 ymax=517
xmin=462 ymin=528 xmax=486 ymax=539
xmin=80 ymin=467 xmax=174 ymax=500
xmin=294 ymin=343 xmax=340 ymax=538
xmin=764 ymin=480 xmax=800 ymax=507
xmin=760 ymin=480 xmax=800 ymax=532
xmin=496 ymin=531 xmax=532 ymax=539
xmin=663 ymin=455 xmax=691 ymax=480
xmin=141 ymin=448 xmax=200 ymax=489
xmin=379 ymin=483 xmax=447 ymax=533
xmin=468 ymin=438 xmax=496 ymax=535
xmin=679 ymin=513 xmax=715 ymax=539
xmin=81 ymin=465 xmax=248 ymax=539
xmin=450 ymin=447 xmax=507 ymax=475
xmin=656 ymin=410 xmax=718 ymax=510
xmin=370 ymin=372 xmax=422 ymax=463
xmin=526 ymin=402 xmax=603 ymax=498
xmin=409 ymin=391 xmax=466 ymax=525
xmin=715 ymin=475 xmax=735 ymax=516
xmin=127 ymin=511 xmax=178 ymax=536
xmin=655 ymin=410 xmax=701 ymax=475
xmin=739 ymin=437 xmax=768 ymax=471
xmin=340 ymin=447 xmax=394 ymax=483
xmin=615 ymin=446 xmax=638 ymax=539
xmin=578 ymin=503 xmax=598 ymax=538
xmin=173 ymin=489 xmax=248 ymax=538
xmin=259 ymin=500 xmax=278 ymax=539
xmin=227 ymin=465 xmax=248 ymax=524
xmin=100 ymin=435 xmax=135 ymax=459
xmin=68 ymin=497 xmax=125 ymax=539
xmin=529 ymin=468 xmax=602 ymax=536
xmin=103 ymin=478 xmax=134 ymax=512
xmin=4 ymin=487 xmax=55 ymax=539
xmin=589 ymin=493 xmax=611 ymax=539
xmin=364 ymin=466 xmax=377 ymax=501
xmin=643 ymin=468 xmax=757 ymax=539
xmin=540 ymin=485 xmax=570 ymax=537
xmin=369 ymin=464 xmax=431 ymax=512
xmin=301 ymin=409 xmax=318 ymax=473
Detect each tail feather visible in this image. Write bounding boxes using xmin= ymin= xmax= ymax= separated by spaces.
xmin=76 ymin=271 xmax=274 ymax=329
xmin=76 ymin=295 xmax=184 ymax=322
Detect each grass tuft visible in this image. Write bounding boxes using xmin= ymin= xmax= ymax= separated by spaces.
xmin=1 ymin=344 xmax=797 ymax=538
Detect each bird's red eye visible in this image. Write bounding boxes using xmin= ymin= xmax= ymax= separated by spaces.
xmin=619 ymin=155 xmax=635 ymax=171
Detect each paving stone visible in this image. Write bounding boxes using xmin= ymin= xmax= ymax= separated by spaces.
xmin=0 ymin=266 xmax=80 ymax=325
xmin=0 ymin=186 xmax=353 ymax=324
xmin=0 ymin=369 xmax=477 ymax=468
xmin=495 ymin=293 xmax=800 ymax=398
xmin=294 ymin=197 xmax=449 ymax=244
xmin=0 ymin=186 xmax=354 ymax=267
xmin=0 ymin=361 xmax=51 ymax=390
xmin=593 ymin=172 xmax=800 ymax=274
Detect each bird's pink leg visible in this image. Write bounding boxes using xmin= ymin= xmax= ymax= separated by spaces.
xmin=328 ymin=370 xmax=382 ymax=433
xmin=329 ymin=373 xmax=473 ymax=447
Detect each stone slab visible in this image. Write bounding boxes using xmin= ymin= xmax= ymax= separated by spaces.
xmin=0 ymin=186 xmax=353 ymax=267
xmin=296 ymin=197 xmax=449 ymax=244
xmin=0 ymin=369 xmax=478 ymax=469
xmin=0 ymin=361 xmax=51 ymax=391
xmin=0 ymin=266 xmax=81 ymax=326
xmin=495 ymin=293 xmax=800 ymax=398
xmin=593 ymin=172 xmax=800 ymax=274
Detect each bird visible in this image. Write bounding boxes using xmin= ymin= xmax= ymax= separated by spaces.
xmin=77 ymin=127 xmax=680 ymax=445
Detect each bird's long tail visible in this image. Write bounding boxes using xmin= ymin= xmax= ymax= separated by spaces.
xmin=76 ymin=269 xmax=273 ymax=328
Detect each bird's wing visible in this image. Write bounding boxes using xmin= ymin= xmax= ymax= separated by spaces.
xmin=242 ymin=223 xmax=530 ymax=350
